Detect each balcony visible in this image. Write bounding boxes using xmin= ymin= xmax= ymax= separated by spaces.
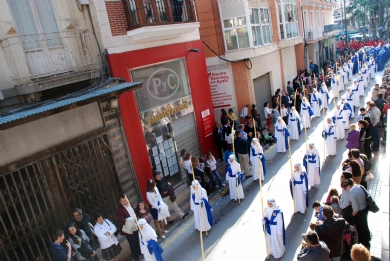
xmin=324 ymin=23 xmax=340 ymax=33
xmin=306 ymin=26 xmax=324 ymax=40
xmin=301 ymin=0 xmax=337 ymax=6
xmin=1 ymin=30 xmax=99 ymax=94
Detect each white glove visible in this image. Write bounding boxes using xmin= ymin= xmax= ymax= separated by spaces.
xmin=262 ymin=219 xmax=265 ymax=225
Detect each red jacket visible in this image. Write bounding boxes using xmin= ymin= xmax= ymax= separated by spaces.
xmin=116 ymin=204 xmax=136 ymax=235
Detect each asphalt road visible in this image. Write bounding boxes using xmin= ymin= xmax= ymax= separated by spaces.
xmin=159 ymin=73 xmax=382 ymax=261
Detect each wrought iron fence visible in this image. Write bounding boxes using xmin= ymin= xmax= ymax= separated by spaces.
xmin=122 ymin=0 xmax=196 ymax=30
xmin=0 ymin=130 xmax=123 ymax=261
xmin=0 ymin=30 xmax=97 ymax=86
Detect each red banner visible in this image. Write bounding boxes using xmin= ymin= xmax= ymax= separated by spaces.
xmin=201 ymin=109 xmax=213 ymax=137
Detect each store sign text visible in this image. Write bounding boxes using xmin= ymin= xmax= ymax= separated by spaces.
xmin=147 ymin=103 xmax=188 ymax=124
xmin=147 ymin=68 xmax=180 ymax=100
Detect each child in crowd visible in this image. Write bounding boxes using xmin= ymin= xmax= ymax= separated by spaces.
xmin=312 ymin=201 xmax=325 ymax=221
xmin=330 ymin=196 xmax=342 ymax=215
xmin=281 ymin=104 xmax=289 ymax=124
xmin=324 ymin=188 xmax=339 ymax=205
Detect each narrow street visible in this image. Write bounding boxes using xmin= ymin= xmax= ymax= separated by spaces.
xmin=150 ymin=74 xmax=388 ymax=261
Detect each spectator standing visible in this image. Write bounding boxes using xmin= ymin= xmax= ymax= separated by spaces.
xmin=212 ymin=122 xmax=223 ymax=160
xmin=116 ymin=195 xmax=141 ymax=261
xmin=363 ymin=117 xmax=372 ymax=159
xmin=93 ymin=214 xmax=122 ymax=261
xmin=287 ymin=81 xmax=294 ymax=97
xmin=264 ymin=102 xmax=272 ymax=129
xmin=281 ymin=104 xmax=288 ymax=124
xmin=228 ymin=108 xmax=239 ymax=128
xmin=134 ymin=201 xmax=152 ymax=225
xmin=346 ymin=124 xmax=360 ymax=150
xmin=223 ymin=119 xmax=233 ymax=148
xmin=71 ymin=209 xmax=95 ymax=250
xmin=375 ymin=94 xmax=387 ymax=127
xmin=240 ymin=104 xmax=250 ymax=124
xmin=330 ymin=196 xmax=342 ymax=215
xmin=50 ymin=229 xmax=73 ymax=261
xmin=342 ymin=179 xmax=371 ymax=249
xmin=154 ymin=171 xmax=189 ymax=222
xmin=351 ymin=244 xmax=371 ymax=261
xmin=234 ymin=131 xmax=251 ymax=178
xmin=272 ymin=105 xmax=281 ymax=124
xmin=368 ymin=102 xmax=381 ymax=151
xmin=340 ymin=172 xmax=354 ymax=226
xmin=237 ymin=124 xmax=248 ymax=140
xmin=371 ymin=83 xmax=379 ymax=101
xmin=356 ymin=108 xmax=370 ymax=121
xmin=297 ymin=231 xmax=330 ymax=260
xmin=281 ymin=91 xmax=291 ymax=110
xmin=315 ymin=206 xmax=349 ymax=260
xmin=183 ymin=152 xmax=193 ymax=182
xmin=67 ymin=223 xmax=95 ymax=261
xmin=206 ymin=152 xmax=225 ymax=188
xmin=251 ymin=104 xmax=261 ymax=128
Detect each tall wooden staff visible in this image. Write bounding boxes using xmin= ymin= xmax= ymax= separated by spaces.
xmin=288 ymin=134 xmax=296 ymax=213
xmin=253 ymin=120 xmax=270 ymax=260
xmin=231 ymin=124 xmax=241 ymax=205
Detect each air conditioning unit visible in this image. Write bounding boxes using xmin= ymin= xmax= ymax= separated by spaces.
xmin=307 ymin=31 xmax=313 ymax=38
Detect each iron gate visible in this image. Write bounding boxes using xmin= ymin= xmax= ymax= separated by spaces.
xmin=0 ymin=129 xmax=123 ymax=261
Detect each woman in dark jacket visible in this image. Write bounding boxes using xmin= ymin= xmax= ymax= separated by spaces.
xmin=363 ymin=117 xmax=372 ymax=159
xmin=359 ymin=119 xmax=372 ymax=160
xmin=346 ymin=124 xmax=360 ymax=150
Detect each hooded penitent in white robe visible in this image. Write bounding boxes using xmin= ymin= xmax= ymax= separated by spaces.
xmin=190 ymin=180 xmax=212 ymax=232
xmin=351 ymin=82 xmax=360 ymax=108
xmin=341 ymin=100 xmax=352 ymax=129
xmin=250 ymin=138 xmax=266 ymax=181
xmin=310 ymin=90 xmax=321 ymax=117
xmin=370 ymin=58 xmax=375 ymax=78
xmin=319 ymin=84 xmax=330 ymax=109
xmin=303 ymin=144 xmax=321 ymax=187
xmin=137 ymin=219 xmax=163 ymax=261
xmin=333 ymin=107 xmax=345 ymax=140
xmin=226 ymin=157 xmax=245 ymax=201
xmin=322 ymin=119 xmax=337 ymax=157
xmin=300 ymin=98 xmax=313 ymax=129
xmin=358 ymin=73 xmax=365 ymax=96
xmin=288 ymin=107 xmax=301 ymax=141
xmin=331 ymin=75 xmax=338 ymax=98
xmin=290 ymin=164 xmax=308 ymax=214
xmin=274 ymin=117 xmax=290 ymax=153
xmin=348 ymin=61 xmax=353 ymax=81
xmin=337 ymin=71 xmax=344 ymax=91
xmin=264 ymin=199 xmax=285 ymax=259
xmin=342 ymin=64 xmax=348 ymax=85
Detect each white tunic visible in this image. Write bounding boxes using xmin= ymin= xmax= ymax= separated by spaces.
xmin=275 ymin=122 xmax=288 ymax=153
xmin=341 ymin=103 xmax=352 ymax=129
xmin=334 ymin=109 xmax=345 ymax=140
xmin=138 ymin=223 xmax=161 ymax=261
xmin=250 ymin=144 xmax=265 ymax=181
xmin=370 ymin=60 xmax=376 ymax=78
xmin=338 ymin=72 xmax=344 ymax=91
xmin=146 ymin=188 xmax=170 ymax=223
xmin=310 ymin=93 xmax=321 ymax=117
xmin=264 ymin=206 xmax=285 ymax=259
xmin=320 ymin=85 xmax=329 ymax=109
xmin=300 ymin=103 xmax=312 ymax=128
xmin=331 ymin=77 xmax=338 ymax=98
xmin=322 ymin=125 xmax=337 ymax=156
xmin=348 ymin=62 xmax=353 ymax=80
xmin=288 ymin=111 xmax=301 ymax=140
xmin=351 ymin=84 xmax=360 ymax=107
xmin=226 ymin=161 xmax=244 ymax=200
xmin=190 ymin=185 xmax=212 ymax=232
xmin=304 ymin=150 xmax=321 ymax=187
xmin=358 ymin=74 xmax=365 ymax=96
xmin=290 ymin=170 xmax=308 ymax=214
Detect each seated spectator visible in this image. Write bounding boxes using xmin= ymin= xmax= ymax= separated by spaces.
xmin=297 ymin=230 xmax=330 ymax=260
xmin=312 ymin=201 xmax=325 ymax=221
xmin=351 ymin=243 xmax=371 ymax=261
xmin=330 ymin=196 xmax=342 ymax=215
xmin=325 ymin=188 xmax=339 ymax=205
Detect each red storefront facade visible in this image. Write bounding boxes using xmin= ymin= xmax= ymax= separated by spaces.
xmin=107 ymin=40 xmax=217 ymax=198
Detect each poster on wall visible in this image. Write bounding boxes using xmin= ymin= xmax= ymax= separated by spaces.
xmin=201 ymin=109 xmax=213 ymax=137
xmin=207 ymin=65 xmax=237 ymax=123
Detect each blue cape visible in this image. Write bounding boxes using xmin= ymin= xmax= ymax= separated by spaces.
xmin=192 ymin=194 xmax=214 ymax=226
xmin=289 ymin=172 xmax=309 ymax=207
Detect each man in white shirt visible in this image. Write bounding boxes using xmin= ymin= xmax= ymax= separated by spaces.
xmin=240 ymin=104 xmax=250 ymax=124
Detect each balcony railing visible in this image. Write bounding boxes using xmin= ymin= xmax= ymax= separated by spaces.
xmin=122 ymin=0 xmax=197 ymax=30
xmin=1 ymin=30 xmax=98 ymax=87
xmin=306 ymin=25 xmax=324 ymax=40
xmin=324 ymin=23 xmax=339 ymax=33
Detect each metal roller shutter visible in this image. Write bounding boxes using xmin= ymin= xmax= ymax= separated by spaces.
xmin=172 ymin=112 xmax=201 ymax=158
xmin=253 ymin=73 xmax=272 ymax=127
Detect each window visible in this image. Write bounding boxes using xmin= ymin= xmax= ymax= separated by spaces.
xmin=277 ymin=0 xmax=298 ymax=40
xmin=316 ymin=11 xmax=320 ymax=27
xmin=322 ymin=11 xmax=326 ymax=26
xmin=250 ymin=8 xmax=272 ymax=46
xmin=223 ymin=16 xmax=250 ymax=51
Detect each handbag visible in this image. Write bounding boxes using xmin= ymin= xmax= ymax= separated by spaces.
xmin=360 ymin=186 xmax=379 ymax=213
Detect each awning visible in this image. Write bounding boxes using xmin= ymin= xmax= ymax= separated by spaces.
xmin=0 ymin=79 xmax=143 ymax=127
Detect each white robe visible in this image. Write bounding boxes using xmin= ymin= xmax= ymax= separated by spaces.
xmin=323 ymin=125 xmax=337 ymax=156
xmin=290 ymin=170 xmax=308 ymax=214
xmin=334 ymin=109 xmax=345 ymax=140
xmin=275 ymin=123 xmax=288 ymax=153
xmin=338 ymin=73 xmax=344 ymax=91
xmin=344 ymin=98 xmax=355 ymax=119
xmin=348 ymin=62 xmax=353 ymax=80
xmin=300 ymin=103 xmax=312 ymax=128
xmin=358 ymin=75 xmax=365 ymax=96
xmin=264 ymin=206 xmax=285 ymax=259
xmin=138 ymin=223 xmax=162 ymax=261
xmin=250 ymin=144 xmax=264 ymax=181
xmin=146 ymin=188 xmax=170 ymax=223
xmin=370 ymin=60 xmax=376 ymax=78
xmin=351 ymin=84 xmax=360 ymax=108
xmin=190 ymin=186 xmax=212 ymax=232
xmin=226 ymin=161 xmax=244 ymax=200
xmin=304 ymin=150 xmax=321 ymax=187
xmin=331 ymin=77 xmax=338 ymax=98
xmin=320 ymin=86 xmax=329 ymax=109
xmin=341 ymin=103 xmax=352 ymax=129
xmin=343 ymin=66 xmax=348 ymax=85
xmin=311 ymin=93 xmax=321 ymax=117
xmin=288 ymin=112 xmax=301 ymax=140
